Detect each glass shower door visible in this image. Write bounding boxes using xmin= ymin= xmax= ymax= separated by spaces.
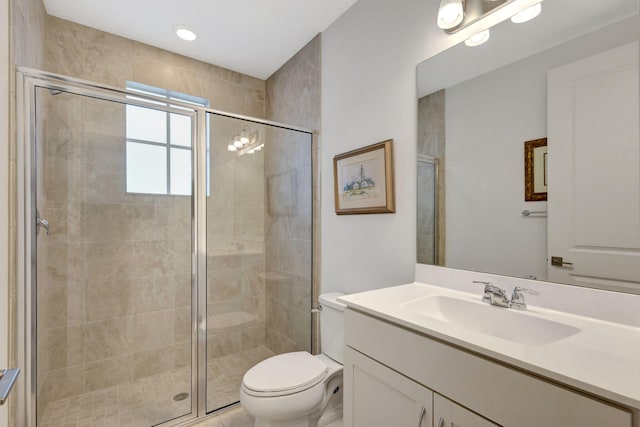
xmin=205 ymin=113 xmax=313 ymax=414
xmin=33 ymin=87 xmax=196 ymax=426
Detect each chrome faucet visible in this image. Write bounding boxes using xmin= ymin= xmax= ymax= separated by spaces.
xmin=473 ymin=281 xmax=540 ymax=309
xmin=473 ymin=281 xmax=510 ymax=307
xmin=510 ymin=286 xmax=540 ymax=310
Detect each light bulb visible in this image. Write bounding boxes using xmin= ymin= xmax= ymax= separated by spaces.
xmin=465 ymin=29 xmax=490 ymax=47
xmin=511 ymin=3 xmax=542 ymax=24
xmin=437 ymin=0 xmax=464 ymax=30
xmin=227 ymin=144 xmax=237 ymax=152
xmin=233 ymin=137 xmax=243 ymax=148
xmin=240 ymin=130 xmax=250 ymax=145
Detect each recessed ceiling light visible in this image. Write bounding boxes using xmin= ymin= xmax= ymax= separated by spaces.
xmin=175 ymin=26 xmax=197 ymax=41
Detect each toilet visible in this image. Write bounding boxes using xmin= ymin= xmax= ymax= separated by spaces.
xmin=240 ymin=292 xmax=346 ymax=427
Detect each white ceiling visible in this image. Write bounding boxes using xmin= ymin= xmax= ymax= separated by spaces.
xmin=42 ymin=0 xmax=358 ymax=80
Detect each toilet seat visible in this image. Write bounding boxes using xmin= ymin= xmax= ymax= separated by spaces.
xmin=242 ymin=352 xmax=329 ymax=397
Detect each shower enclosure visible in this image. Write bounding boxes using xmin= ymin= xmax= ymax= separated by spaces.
xmin=16 ymin=68 xmax=314 ymax=426
xmin=417 ymin=154 xmax=439 ymax=265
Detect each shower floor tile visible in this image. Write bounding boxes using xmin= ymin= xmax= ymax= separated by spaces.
xmin=38 ymin=346 xmax=273 ymax=427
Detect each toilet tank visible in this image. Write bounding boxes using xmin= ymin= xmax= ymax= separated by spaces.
xmin=319 ymin=292 xmax=346 ymax=364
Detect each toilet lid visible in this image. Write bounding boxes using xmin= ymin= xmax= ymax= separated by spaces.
xmin=242 ymin=352 xmax=328 ymax=393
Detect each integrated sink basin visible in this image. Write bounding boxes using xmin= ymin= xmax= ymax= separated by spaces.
xmin=402 ymin=295 xmax=581 ymax=346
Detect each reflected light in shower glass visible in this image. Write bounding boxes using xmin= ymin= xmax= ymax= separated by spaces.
xmin=126 ymin=141 xmax=167 ymax=194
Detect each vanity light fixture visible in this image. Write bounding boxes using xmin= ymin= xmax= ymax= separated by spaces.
xmin=437 ymin=0 xmax=544 ymax=46
xmin=437 ymin=0 xmax=465 ymax=30
xmin=510 ymin=3 xmax=542 ymax=23
xmin=227 ymin=129 xmax=262 ymax=155
xmin=175 ymin=26 xmax=197 ymax=41
xmin=465 ymin=29 xmax=490 ymax=47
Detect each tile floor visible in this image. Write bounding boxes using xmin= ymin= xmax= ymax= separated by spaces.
xmin=38 ymin=347 xmax=273 ymax=427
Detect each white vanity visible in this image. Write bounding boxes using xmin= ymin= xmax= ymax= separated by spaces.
xmin=338 ymin=265 xmax=640 ymax=427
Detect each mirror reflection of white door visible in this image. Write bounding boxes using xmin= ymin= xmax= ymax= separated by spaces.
xmin=547 ymin=41 xmax=640 ymax=292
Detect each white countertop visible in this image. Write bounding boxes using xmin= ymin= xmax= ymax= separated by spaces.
xmin=338 ymin=282 xmax=640 ymax=410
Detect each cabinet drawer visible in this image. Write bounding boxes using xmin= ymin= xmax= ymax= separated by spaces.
xmin=345 ymin=309 xmax=632 ymax=427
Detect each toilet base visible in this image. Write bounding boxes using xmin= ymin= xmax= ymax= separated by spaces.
xmin=254 ymin=417 xmax=312 ymax=427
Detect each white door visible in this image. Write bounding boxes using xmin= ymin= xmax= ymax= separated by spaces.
xmin=547 ymin=41 xmax=640 ymax=292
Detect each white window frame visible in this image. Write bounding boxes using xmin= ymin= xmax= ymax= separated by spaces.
xmin=125 ymin=81 xmax=208 ymax=196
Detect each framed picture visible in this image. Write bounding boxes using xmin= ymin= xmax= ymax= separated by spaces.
xmin=524 ymin=138 xmax=548 ymax=201
xmin=333 ymin=139 xmax=395 ymax=214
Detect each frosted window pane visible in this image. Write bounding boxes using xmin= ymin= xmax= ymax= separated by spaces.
xmin=126 ymin=142 xmax=167 ymax=194
xmin=170 ymin=148 xmax=192 ymax=196
xmin=126 ymin=105 xmax=167 ymax=143
xmin=170 ymin=113 xmax=192 ymax=147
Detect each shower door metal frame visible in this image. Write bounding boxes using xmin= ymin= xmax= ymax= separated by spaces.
xmin=15 ymin=67 xmax=315 ymax=427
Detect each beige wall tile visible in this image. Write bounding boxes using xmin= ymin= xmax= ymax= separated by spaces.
xmin=132 ymin=311 xmax=175 ymax=352
xmin=84 ymin=242 xmax=133 ymax=281
xmin=85 ymin=278 xmax=132 ymax=321
xmin=46 ymin=28 xmax=84 ymax=77
xmin=85 ymin=317 xmax=134 ymax=361
xmin=174 ymin=307 xmax=191 ymax=341
xmin=132 ymin=346 xmax=175 ymax=380
xmin=133 ymin=275 xmax=176 ymax=314
xmin=41 ymin=364 xmax=85 ymax=404
xmin=83 ymin=203 xmax=133 ymax=243
xmin=46 ymin=282 xmax=85 ymax=327
xmin=174 ymin=272 xmax=192 ymax=308
xmin=85 ymin=355 xmax=133 ymax=392
xmin=47 ymin=325 xmax=85 ymax=370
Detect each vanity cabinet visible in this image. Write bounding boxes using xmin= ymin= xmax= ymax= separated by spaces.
xmin=345 ymin=346 xmax=497 ymax=427
xmin=343 ymin=309 xmax=633 ymax=427
xmin=346 ymin=347 xmax=433 ymax=426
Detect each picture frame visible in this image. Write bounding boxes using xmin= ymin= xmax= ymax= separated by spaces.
xmin=333 ymin=139 xmax=395 ymax=214
xmin=524 ymin=138 xmax=548 ymax=201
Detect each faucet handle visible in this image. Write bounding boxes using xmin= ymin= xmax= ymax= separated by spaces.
xmin=473 ymin=281 xmax=509 ymax=306
xmin=513 ymin=286 xmax=540 ymax=296
xmin=511 ymin=286 xmax=540 ymax=310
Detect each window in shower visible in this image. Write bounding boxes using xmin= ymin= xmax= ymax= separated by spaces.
xmin=125 ymin=81 xmax=208 ymax=195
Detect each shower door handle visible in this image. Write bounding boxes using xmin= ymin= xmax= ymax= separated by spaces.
xmin=0 ymin=368 xmax=20 ymax=405
xmin=36 ymin=211 xmax=50 ymax=236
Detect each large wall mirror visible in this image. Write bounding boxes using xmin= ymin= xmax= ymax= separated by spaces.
xmin=417 ymin=0 xmax=640 ymax=294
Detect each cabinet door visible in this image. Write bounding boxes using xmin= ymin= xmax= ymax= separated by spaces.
xmin=344 ymin=347 xmax=433 ymax=427
xmin=434 ymin=394 xmax=499 ymax=427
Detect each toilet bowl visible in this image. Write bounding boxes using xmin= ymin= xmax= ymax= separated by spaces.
xmin=240 ymin=293 xmax=346 ymax=427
